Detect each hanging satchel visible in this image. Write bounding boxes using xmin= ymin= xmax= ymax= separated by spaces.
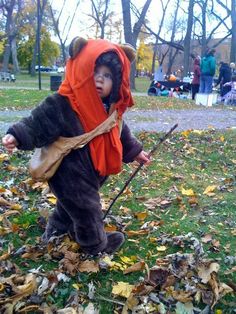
xmin=29 ymin=110 xmax=119 ymax=182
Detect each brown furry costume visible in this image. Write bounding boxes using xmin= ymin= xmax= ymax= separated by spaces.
xmin=6 ymin=38 xmax=143 ymax=255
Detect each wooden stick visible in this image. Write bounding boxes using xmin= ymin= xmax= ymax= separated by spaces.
xmin=103 ymin=123 xmax=178 ymax=219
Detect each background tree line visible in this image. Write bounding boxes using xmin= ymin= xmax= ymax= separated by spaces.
xmin=0 ymin=0 xmax=235 ymax=89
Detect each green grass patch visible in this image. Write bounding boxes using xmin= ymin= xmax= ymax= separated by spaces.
xmin=134 ymin=76 xmax=151 ymax=92
xmin=0 ymin=89 xmax=53 ymax=109
xmin=1 ymin=88 xmax=235 ymax=112
xmin=0 ymin=129 xmax=235 ymax=312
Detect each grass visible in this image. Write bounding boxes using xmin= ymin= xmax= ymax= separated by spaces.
xmin=134 ymin=76 xmax=151 ymax=92
xmin=0 ymin=128 xmax=235 ymax=313
xmin=0 ymin=72 xmax=63 ymax=90
xmin=1 ymin=87 xmax=236 ymax=112
xmin=0 ymin=73 xmax=148 ymax=92
xmin=0 ymin=86 xmax=235 ymax=312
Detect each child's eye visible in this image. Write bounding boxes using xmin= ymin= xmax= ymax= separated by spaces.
xmin=104 ymin=73 xmax=113 ymax=80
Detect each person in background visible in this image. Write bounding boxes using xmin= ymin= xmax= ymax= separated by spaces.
xmin=230 ymin=62 xmax=236 ymax=76
xmin=215 ymin=62 xmax=232 ymax=97
xmin=191 ymin=56 xmax=201 ymax=100
xmin=222 ymin=75 xmax=236 ymax=105
xmin=199 ymin=48 xmax=216 ymax=94
xmin=154 ymin=64 xmax=164 ymax=82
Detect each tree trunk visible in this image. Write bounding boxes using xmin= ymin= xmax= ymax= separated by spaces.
xmin=11 ymin=37 xmax=20 ymax=73
xmin=121 ymin=0 xmax=152 ymax=90
xmin=31 ymin=0 xmax=47 ymax=76
xmin=2 ymin=0 xmax=14 ymax=72
xmin=167 ymin=0 xmax=179 ymax=75
xmin=230 ymin=0 xmax=236 ymax=62
xmin=2 ymin=39 xmax=11 ymax=72
xmin=183 ymin=0 xmax=194 ymax=76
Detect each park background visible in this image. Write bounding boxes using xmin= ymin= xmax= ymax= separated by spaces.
xmin=0 ymin=1 xmax=235 ymax=313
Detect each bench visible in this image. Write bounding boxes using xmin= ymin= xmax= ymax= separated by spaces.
xmin=0 ymin=72 xmax=16 ymax=82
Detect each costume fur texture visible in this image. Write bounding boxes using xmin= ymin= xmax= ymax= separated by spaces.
xmin=7 ymin=94 xmax=142 ymax=254
xmin=7 ymin=38 xmax=140 ymax=254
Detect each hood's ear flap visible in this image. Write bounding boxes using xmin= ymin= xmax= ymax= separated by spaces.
xmin=119 ymin=43 xmax=136 ymax=63
xmin=69 ymin=37 xmax=88 ymax=59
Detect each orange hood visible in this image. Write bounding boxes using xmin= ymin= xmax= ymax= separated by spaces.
xmin=58 ymin=39 xmax=134 ymax=176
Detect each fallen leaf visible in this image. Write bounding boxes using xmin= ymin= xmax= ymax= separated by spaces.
xmin=78 ymin=260 xmax=99 ymax=273
xmin=203 ymin=185 xmax=217 ymax=195
xmin=198 ymin=262 xmax=220 ymax=284
xmin=135 ymin=212 xmax=148 ymax=220
xmin=126 ymin=230 xmax=149 ymax=236
xmin=156 ymin=245 xmax=167 ymax=252
xmin=112 ymin=281 xmax=134 ymax=298
xmin=181 ymin=187 xmax=195 ymax=196
xmin=201 ymin=234 xmax=213 ymax=243
xmin=123 ymin=261 xmax=146 ymax=274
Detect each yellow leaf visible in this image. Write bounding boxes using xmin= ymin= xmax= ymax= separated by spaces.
xmin=156 ymin=245 xmax=167 ymax=252
xmin=149 ymin=237 xmax=157 ymax=243
xmin=181 ymin=130 xmax=191 ymax=137
xmin=48 ymin=197 xmax=57 ymax=204
xmin=0 ymin=153 xmax=9 ymax=161
xmin=192 ymin=130 xmax=204 ymax=135
xmin=120 ymin=256 xmax=134 ymax=265
xmin=72 ymin=283 xmax=83 ymax=290
xmin=10 ymin=204 xmax=22 ymax=210
xmin=105 ymin=224 xmax=117 ymax=232
xmin=181 ymin=187 xmax=195 ymax=196
xmin=135 ymin=212 xmax=147 ymax=220
xmin=112 ymin=281 xmax=134 ymax=298
xmin=203 ymin=185 xmax=217 ymax=195
xmin=219 ymin=136 xmax=224 ymax=142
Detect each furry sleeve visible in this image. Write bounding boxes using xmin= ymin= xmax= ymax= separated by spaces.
xmin=7 ymin=94 xmax=80 ymax=150
xmin=121 ymin=121 xmax=143 ymax=163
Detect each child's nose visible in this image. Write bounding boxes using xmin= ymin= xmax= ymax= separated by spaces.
xmin=95 ymin=73 xmax=105 ymax=81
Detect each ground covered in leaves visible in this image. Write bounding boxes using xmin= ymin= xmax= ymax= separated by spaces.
xmin=0 ymin=128 xmax=235 ymax=313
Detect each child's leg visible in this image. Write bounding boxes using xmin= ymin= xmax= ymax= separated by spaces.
xmin=42 ymin=200 xmax=73 ymax=242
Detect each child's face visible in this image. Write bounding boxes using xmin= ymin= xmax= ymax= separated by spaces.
xmin=94 ymin=65 xmax=113 ymax=100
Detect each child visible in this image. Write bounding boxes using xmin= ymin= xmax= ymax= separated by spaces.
xmin=2 ymin=37 xmax=150 ymax=255
xmin=222 ymin=75 xmax=236 ymax=105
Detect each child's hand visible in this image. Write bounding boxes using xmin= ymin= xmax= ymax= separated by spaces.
xmin=134 ymin=151 xmax=151 ymax=165
xmin=2 ymin=134 xmax=18 ymax=154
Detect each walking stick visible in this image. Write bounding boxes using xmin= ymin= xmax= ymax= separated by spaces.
xmin=103 ymin=123 xmax=178 ymax=219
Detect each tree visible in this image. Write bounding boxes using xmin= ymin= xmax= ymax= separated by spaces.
xmin=194 ymin=0 xmax=231 ymax=56
xmin=136 ymin=41 xmax=153 ymax=75
xmin=231 ymin=0 xmax=236 ymax=62
xmin=89 ymin=0 xmax=112 ymax=39
xmin=105 ymin=15 xmax=123 ymax=43
xmin=215 ymin=0 xmax=236 ymax=62
xmin=30 ymin=0 xmax=48 ymax=76
xmin=151 ymin=0 xmax=171 ymax=75
xmin=0 ymin=0 xmax=23 ymax=72
xmin=166 ymin=0 xmax=182 ymax=75
xmin=121 ymin=0 xmax=153 ymax=90
xmin=17 ymin=27 xmax=60 ymax=71
xmin=183 ymin=0 xmax=194 ymax=76
xmin=49 ymin=0 xmax=80 ymax=64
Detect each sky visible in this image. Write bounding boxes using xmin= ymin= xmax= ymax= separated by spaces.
xmin=49 ymin=0 xmax=158 ymax=44
xmin=49 ymin=0 xmax=230 ymax=46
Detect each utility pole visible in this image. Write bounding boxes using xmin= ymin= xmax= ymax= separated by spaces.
xmin=37 ymin=0 xmax=41 ymax=90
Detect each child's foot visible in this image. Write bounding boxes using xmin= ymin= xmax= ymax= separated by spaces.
xmin=41 ymin=223 xmax=67 ymax=243
xmin=104 ymin=232 xmax=125 ymax=254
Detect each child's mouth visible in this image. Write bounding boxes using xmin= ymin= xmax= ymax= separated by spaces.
xmin=96 ymin=87 xmax=102 ymax=93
